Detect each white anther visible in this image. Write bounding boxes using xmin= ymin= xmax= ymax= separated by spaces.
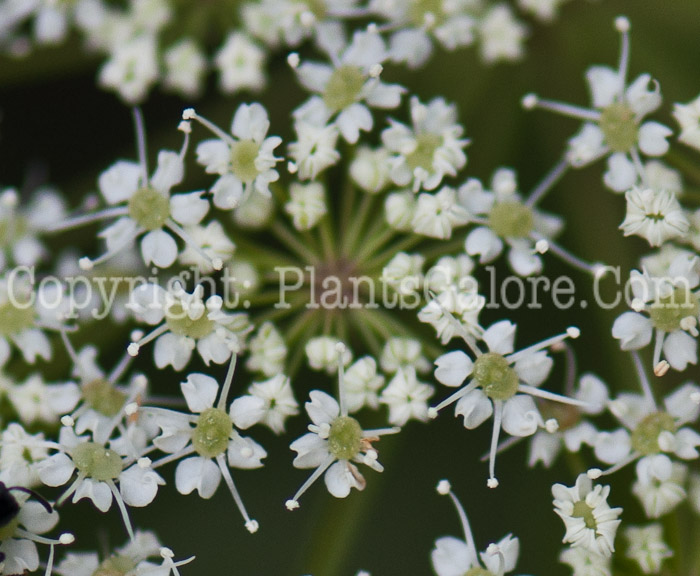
xmin=436 ymin=479 xmax=451 ymax=495
xmin=522 ymin=93 xmax=538 ymax=109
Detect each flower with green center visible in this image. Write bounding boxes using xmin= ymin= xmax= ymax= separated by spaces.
xmin=286 ymin=343 xmax=399 ymax=509
xmin=432 ymin=320 xmax=586 ymax=487
xmin=144 ymin=356 xmax=266 ymax=533
xmin=127 ymin=282 xmax=251 ymax=371
xmin=432 ymin=480 xmax=522 ymax=576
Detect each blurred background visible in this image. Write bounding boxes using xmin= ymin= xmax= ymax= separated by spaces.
xmin=2 ymin=0 xmax=700 ymax=574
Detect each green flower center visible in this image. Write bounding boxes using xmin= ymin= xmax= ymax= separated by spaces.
xmin=488 ymin=201 xmax=534 ymax=239
xmin=0 ymin=300 xmax=35 ymax=336
xmin=92 ymin=555 xmax=137 ymax=576
xmin=73 ymin=442 xmax=123 ymax=481
xmin=473 ymin=352 xmax=519 ymax=401
xmin=82 ymin=379 xmax=127 ymax=417
xmin=408 ymin=0 xmax=445 ymax=26
xmin=648 ymin=288 xmax=700 ymax=333
xmin=0 ymin=516 xmax=20 ymax=540
xmin=572 ymin=500 xmax=597 ymax=530
xmin=323 ymin=66 xmax=366 ymax=113
xmin=599 ymin=102 xmax=638 ymax=153
xmin=192 ymin=407 xmax=233 ymax=458
xmin=128 ymin=187 xmax=171 ymax=231
xmin=328 ymin=416 xmax=363 ymax=460
xmin=405 ymin=133 xmax=442 ymax=173
xmin=230 ymin=140 xmax=261 ymax=183
xmin=631 ymin=412 xmax=677 ymax=456
xmin=165 ymin=301 xmax=215 ymax=339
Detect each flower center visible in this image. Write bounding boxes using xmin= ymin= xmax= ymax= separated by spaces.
xmin=128 ymin=187 xmax=171 ymax=231
xmin=73 ymin=442 xmax=123 ymax=481
xmin=82 ymin=379 xmax=127 ymax=417
xmin=323 ymin=66 xmax=366 ymax=113
xmin=572 ymin=500 xmax=597 ymax=530
xmin=473 ymin=352 xmax=519 ymax=401
xmin=165 ymin=301 xmax=215 ymax=339
xmin=599 ymin=102 xmax=638 ymax=153
xmin=405 ymin=133 xmax=442 ymax=173
xmin=92 ymin=555 xmax=137 ymax=576
xmin=488 ymin=201 xmax=534 ymax=239
xmin=328 ymin=416 xmax=363 ymax=460
xmin=192 ymin=407 xmax=233 ymax=458
xmin=230 ymin=140 xmax=262 ymax=183
xmin=408 ymin=0 xmax=445 ymax=26
xmin=0 ymin=300 xmax=35 ymax=336
xmin=648 ymin=288 xmax=700 ymax=333
xmin=631 ymin=412 xmax=677 ymax=456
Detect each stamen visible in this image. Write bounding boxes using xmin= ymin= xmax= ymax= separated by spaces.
xmin=150 ymin=446 xmax=197 ymax=469
xmin=488 ymin=401 xmax=504 ymax=488
xmin=217 ymin=354 xmax=238 ymax=410
xmin=184 ymin=109 xmax=236 ymax=146
xmin=336 ymin=342 xmax=348 ymax=416
xmin=526 ymin=157 xmax=569 ymax=207
xmin=486 ymin=542 xmax=506 ymax=576
xmin=505 ymin=328 xmax=579 ymax=364
xmin=518 ymin=384 xmax=593 ymax=409
xmin=56 ymin=473 xmax=86 ymax=507
xmin=588 ymin=450 xmax=639 ymax=478
xmin=615 ymin=17 xmax=631 ymax=100
xmin=429 ymin=381 xmax=478 ymax=418
xmin=215 ymin=454 xmax=258 ymax=533
xmin=534 ymin=235 xmax=604 ymax=275
xmin=522 ymin=95 xmax=601 ymax=122
xmin=479 ymin=435 xmax=524 ymax=462
xmin=630 ymin=350 xmax=657 ymax=408
xmin=652 ymin=329 xmax=665 ymax=372
xmin=106 ymin=479 xmax=135 ymax=542
xmin=80 ymin=225 xmax=144 ymax=270
xmin=45 ymin=206 xmax=130 ymax=233
xmin=132 ymin=108 xmax=149 ymax=185
xmin=437 ymin=480 xmax=479 ymax=566
xmin=286 ymin=454 xmax=335 ymax=510
xmin=108 ymin=350 xmax=135 ymax=384
xmin=128 ymin=324 xmax=169 ymax=356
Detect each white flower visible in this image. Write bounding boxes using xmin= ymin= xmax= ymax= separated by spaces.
xmin=350 ymin=147 xmax=392 ymax=194
xmin=215 ymin=32 xmax=266 ymax=94
xmin=412 ymin=187 xmax=469 ymax=239
xmin=478 ymin=4 xmax=527 ymax=64
xmin=289 ymin=119 xmax=340 ymax=180
xmin=285 ymin=182 xmax=328 ymax=231
xmin=518 ymin=0 xmax=570 ymax=22
xmin=461 ymin=170 xmax=564 ymax=277
xmin=144 ymin=358 xmax=265 ymax=533
xmin=631 ymin=456 xmax=687 ymax=518
xmin=525 ymin=19 xmax=673 ymax=192
xmin=385 ymin=190 xmax=416 ymax=231
xmin=244 ymin=373 xmax=299 ymax=434
xmin=6 ymin=374 xmax=80 ymax=426
xmin=673 ymin=93 xmax=700 ymax=151
xmin=432 ymin=320 xmax=585 ymax=486
xmin=552 ymin=474 xmax=622 ymax=557
xmin=619 ymin=187 xmax=689 ymax=247
xmin=380 ymin=337 xmax=431 ymax=375
xmin=432 ymin=480 xmax=523 ymax=576
xmin=624 ymin=524 xmax=672 ymax=574
xmin=286 ymin=344 xmax=398 ymax=508
xmin=163 ymin=39 xmax=207 ymax=98
xmin=293 ymin=29 xmax=404 ymax=144
xmin=380 ymin=367 xmax=434 ymax=426
xmin=178 ymin=220 xmax=236 ymax=274
xmin=418 ymin=285 xmax=485 ymax=345
xmin=127 ymin=282 xmax=251 ymax=371
xmin=306 ymin=336 xmax=352 ymax=373
xmin=0 ymin=424 xmax=48 ymax=488
xmin=190 ymin=103 xmax=282 ymax=205
xmin=382 ymin=96 xmax=468 ymax=193
xmin=382 ymin=252 xmax=424 ymax=297
xmin=246 ymin=322 xmax=287 ymax=377
xmin=559 ymin=547 xmax=611 ymax=576
xmin=344 ymin=356 xmax=385 ymax=413
xmin=98 ymin=34 xmax=158 ymax=103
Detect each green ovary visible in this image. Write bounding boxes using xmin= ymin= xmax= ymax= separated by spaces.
xmin=599 ymin=102 xmax=638 ymax=153
xmin=408 ymin=0 xmax=445 ymax=26
xmin=405 ymin=133 xmax=442 ymax=173
xmin=192 ymin=408 xmax=233 ymax=458
xmin=92 ymin=555 xmax=137 ymax=576
xmin=73 ymin=442 xmax=123 ymax=481
xmin=0 ymin=516 xmax=19 ymax=540
xmin=128 ymin=187 xmax=170 ymax=231
xmin=473 ymin=353 xmax=519 ymax=401
xmin=631 ymin=412 xmax=677 ymax=456
xmin=323 ymin=66 xmax=365 ymax=112
xmin=82 ymin=379 xmax=127 ymax=417
xmin=648 ymin=288 xmax=700 ymax=333
xmin=488 ymin=201 xmax=534 ymax=239
xmin=165 ymin=302 xmax=215 ymax=339
xmin=0 ymin=300 xmax=35 ymax=336
xmin=230 ymin=140 xmax=261 ymax=183
xmin=328 ymin=416 xmax=363 ymax=460
xmin=572 ymin=500 xmax=597 ymax=530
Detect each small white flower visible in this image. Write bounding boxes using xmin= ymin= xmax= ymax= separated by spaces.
xmin=382 ymin=252 xmax=424 ymax=297
xmin=288 ymin=119 xmax=341 ymax=180
xmin=98 ymin=34 xmax=159 ymax=103
xmin=350 ymin=147 xmax=392 ymax=194
xmin=380 ymin=366 xmax=434 ymax=426
xmin=178 ymin=220 xmax=236 ymax=274
xmin=384 ymin=190 xmax=416 ymax=231
xmin=478 ymin=4 xmax=527 ymax=64
xmin=285 ymin=182 xmax=328 ymax=231
xmin=619 ymin=187 xmax=689 ymax=247
xmin=0 ymin=423 xmax=49 ymax=488
xmin=559 ymin=546 xmax=611 ymax=576
xmin=344 ymin=356 xmax=385 ymax=413
xmin=412 ymin=187 xmax=469 ymax=239
xmin=306 ymin=336 xmax=352 ymax=373
xmin=624 ymin=524 xmax=672 ymax=574
xmin=673 ymin=93 xmax=700 ymax=151
xmin=382 ymin=96 xmax=468 ymax=193
xmin=215 ymin=32 xmax=266 ymax=94
xmin=246 ymin=322 xmax=287 ymax=377
xmin=632 ymin=456 xmax=687 ymax=518
xmin=244 ymin=373 xmax=299 ymax=434
xmin=163 ymin=39 xmax=207 ymax=98
xmin=380 ymin=337 xmax=431 ymax=375
xmin=418 ymin=285 xmax=485 ymax=345
xmin=552 ymin=473 xmax=622 ymax=557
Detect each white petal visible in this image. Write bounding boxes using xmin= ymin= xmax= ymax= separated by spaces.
xmin=434 ymin=351 xmax=473 ymax=387
xmin=431 ymin=536 xmax=474 ymax=576
xmin=169 ymin=192 xmax=209 ymax=225
xmin=154 ymin=333 xmax=192 ymax=371
xmin=586 ymin=66 xmax=621 ymax=108
xmin=73 ymin=478 xmax=112 ymax=512
xmin=229 ymin=395 xmax=266 ymax=429
xmin=306 ymin=390 xmax=340 ymax=425
xmin=455 ymin=389 xmax=493 ymax=429
xmin=211 ymin=174 xmax=244 ymax=210
xmin=465 ymin=226 xmax=503 ymax=263
xmin=664 ymin=383 xmax=700 ymax=424
xmin=324 ymin=460 xmax=363 ymax=498
xmin=514 ymin=350 xmax=553 ymax=387
xmin=36 ymin=452 xmax=74 ymax=486
xmin=99 ymin=161 xmax=141 ymax=204
xmin=594 ymin=429 xmax=632 ymax=464
xmin=604 ymin=153 xmax=638 ymax=192
xmin=502 ymin=395 xmax=543 ymax=436
xmin=119 ymin=465 xmax=164 ymax=507
xmin=227 ymin=435 xmax=267 ymax=469
xmin=290 ymin=433 xmax=329 ymax=469
xmin=662 ymin=331 xmax=697 ymax=371
xmin=175 ymin=456 xmax=221 ymax=498
xmin=181 ymin=373 xmax=219 ymax=413
xmin=140 ymin=229 xmax=178 ymax=268
xmin=638 ymin=122 xmax=672 ymax=157
xmin=151 ymin=150 xmax=184 ymax=193
xmin=482 ymin=320 xmax=516 ymax=355
xmin=612 ymin=312 xmax=652 ymax=350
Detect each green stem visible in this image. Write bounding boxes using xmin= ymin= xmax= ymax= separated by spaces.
xmin=342 ymin=193 xmax=375 ymax=257
xmin=271 ymin=220 xmax=321 ymax=264
xmin=362 ymin=234 xmax=425 ymax=274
